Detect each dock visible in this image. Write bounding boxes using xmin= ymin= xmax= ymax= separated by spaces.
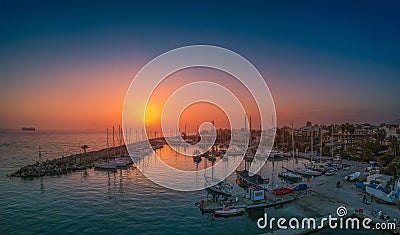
xmin=198 ymin=186 xmax=308 ymax=213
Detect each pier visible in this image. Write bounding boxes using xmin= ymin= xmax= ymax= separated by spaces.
xmin=9 ymin=145 xmax=126 ymax=178
xmin=198 ymin=186 xmax=308 ymax=213
xmin=8 ymin=138 xmax=166 ymax=178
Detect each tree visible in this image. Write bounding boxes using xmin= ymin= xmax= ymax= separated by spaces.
xmin=80 ymin=144 xmax=89 ymax=166
xmin=361 ymin=148 xmax=374 ymax=162
xmin=322 ymin=145 xmax=331 ymax=157
xmin=81 ymin=144 xmax=89 ymax=154
xmin=381 ymin=156 xmax=400 ymax=176
xmin=387 ymin=135 xmax=399 ymax=157
xmin=378 ymin=154 xmax=394 ymax=167
xmin=346 ymin=145 xmax=355 ymax=156
xmin=340 ymin=124 xmax=347 ymax=139
xmin=363 ymin=141 xmax=386 ymax=156
xmin=375 ymin=129 xmax=386 ymax=145
xmin=348 ymin=124 xmax=355 ymax=145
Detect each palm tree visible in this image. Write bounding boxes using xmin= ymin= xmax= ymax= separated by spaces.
xmin=388 ymin=136 xmax=399 ymax=157
xmin=375 ymin=129 xmax=386 ymax=145
xmin=340 ymin=124 xmax=348 ymax=153
xmin=347 ymin=124 xmax=355 ymax=154
xmin=80 ymin=144 xmax=89 ymax=165
xmin=81 ymin=144 xmax=89 ymax=154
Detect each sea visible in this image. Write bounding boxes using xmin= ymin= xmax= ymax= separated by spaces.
xmin=0 ymin=130 xmax=391 ymax=235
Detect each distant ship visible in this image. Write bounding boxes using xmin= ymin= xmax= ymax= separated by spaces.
xmin=21 ymin=127 xmax=35 ymax=131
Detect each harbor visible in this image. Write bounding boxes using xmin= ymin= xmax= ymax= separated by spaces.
xmin=4 ymin=124 xmax=400 ymax=234
xmin=194 ymin=150 xmax=400 ymax=234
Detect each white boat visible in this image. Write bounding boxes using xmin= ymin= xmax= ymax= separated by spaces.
xmin=206 ymin=182 xmax=233 ymax=196
xmin=345 ymin=172 xmax=360 ymax=182
xmin=293 ymin=168 xmax=322 ymax=176
xmin=94 ymin=160 xmax=117 ymax=170
xmin=113 ymin=159 xmax=128 ymax=167
xmin=366 ymin=187 xmax=395 ymax=204
xmin=325 ymin=169 xmax=336 ymax=176
xmin=111 ymin=155 xmax=133 ymax=167
xmin=214 ymin=207 xmax=245 ymax=217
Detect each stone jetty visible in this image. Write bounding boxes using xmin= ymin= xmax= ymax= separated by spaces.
xmin=9 ymin=146 xmax=127 ymax=178
xmin=9 ymin=137 xmax=166 ymax=178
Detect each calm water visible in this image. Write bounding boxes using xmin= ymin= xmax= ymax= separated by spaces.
xmin=0 ymin=130 xmax=390 ymax=234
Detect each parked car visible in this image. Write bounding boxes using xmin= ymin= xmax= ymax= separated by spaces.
xmin=273 ymin=186 xmax=294 ymax=195
xmin=325 ymin=169 xmax=336 ymax=176
xmin=294 ymin=183 xmax=308 ymax=191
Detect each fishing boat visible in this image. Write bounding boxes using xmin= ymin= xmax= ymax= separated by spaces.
xmin=345 ymin=172 xmax=360 ymax=182
xmin=278 ymin=171 xmax=302 ymax=182
xmin=366 ymin=187 xmax=396 ymax=204
xmin=214 ymin=207 xmax=245 ymax=217
xmin=236 ymin=170 xmax=269 ymax=189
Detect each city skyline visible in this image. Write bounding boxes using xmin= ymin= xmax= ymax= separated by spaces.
xmin=1 ymin=1 xmax=399 ymax=130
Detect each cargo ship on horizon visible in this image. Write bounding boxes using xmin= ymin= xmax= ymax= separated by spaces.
xmin=21 ymin=127 xmax=35 ymax=131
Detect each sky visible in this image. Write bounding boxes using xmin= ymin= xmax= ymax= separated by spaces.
xmin=0 ymin=0 xmax=399 ymax=130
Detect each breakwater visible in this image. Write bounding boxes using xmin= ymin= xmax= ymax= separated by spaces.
xmin=8 ymin=145 xmax=127 ymax=178
xmin=9 ymin=137 xmax=167 ymax=178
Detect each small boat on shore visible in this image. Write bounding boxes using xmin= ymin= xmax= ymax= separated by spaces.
xmin=214 ymin=207 xmax=245 ymax=217
xmin=354 ymin=182 xmax=388 ymax=193
xmin=325 ymin=169 xmax=336 ymax=176
xmin=345 ymin=172 xmax=360 ymax=182
xmin=366 ymin=187 xmax=396 ymax=204
xmin=293 ymin=168 xmax=322 ymax=177
xmin=279 ymin=171 xmax=302 ymax=182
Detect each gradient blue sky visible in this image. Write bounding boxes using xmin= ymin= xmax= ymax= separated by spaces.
xmin=0 ymin=0 xmax=399 ymax=129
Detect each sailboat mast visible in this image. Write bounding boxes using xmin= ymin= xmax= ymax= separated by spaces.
xmin=249 ymin=115 xmax=252 ymax=147
xmin=106 ymin=128 xmax=109 ymax=147
xmin=112 ymin=126 xmax=115 ymax=147
xmin=320 ymin=127 xmax=323 ymax=162
xmin=331 ymin=125 xmax=334 ymax=158
xmin=292 ymin=122 xmax=295 ymax=169
xmin=311 ymin=127 xmax=313 ymax=162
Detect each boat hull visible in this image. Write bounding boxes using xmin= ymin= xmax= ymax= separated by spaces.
xmin=366 ymin=187 xmax=395 ymax=204
xmin=214 ymin=208 xmax=245 ymax=217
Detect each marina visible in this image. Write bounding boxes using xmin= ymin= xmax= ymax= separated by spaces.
xmin=195 ymin=150 xmax=400 ymax=234
xmin=2 ymin=127 xmax=400 ymax=234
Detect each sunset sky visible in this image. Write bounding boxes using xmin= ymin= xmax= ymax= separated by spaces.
xmin=1 ymin=1 xmax=399 ymax=130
